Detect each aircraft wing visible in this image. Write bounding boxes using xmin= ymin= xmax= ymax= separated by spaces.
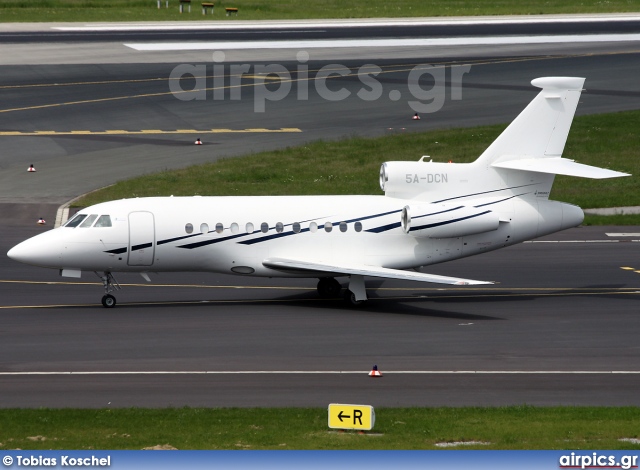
xmin=262 ymin=257 xmax=493 ymax=286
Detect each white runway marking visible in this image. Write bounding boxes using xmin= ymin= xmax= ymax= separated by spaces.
xmin=607 ymin=233 xmax=640 ymax=237
xmin=524 ymin=240 xmax=640 ymax=243
xmin=124 ymin=34 xmax=640 ymax=51
xmin=2 ymin=370 xmax=639 ymax=375
xmin=53 ymin=15 xmax=640 ymax=32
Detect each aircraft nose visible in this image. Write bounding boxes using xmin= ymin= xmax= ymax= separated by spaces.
xmin=7 ymin=234 xmax=61 ymax=268
xmin=8 ymin=239 xmax=38 ymax=265
xmin=7 ymin=241 xmax=29 ymax=263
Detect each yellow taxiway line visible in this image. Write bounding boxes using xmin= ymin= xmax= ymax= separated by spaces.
xmin=0 ymin=279 xmax=639 ymax=309
xmin=2 ymin=290 xmax=640 ymax=310
xmin=0 ymin=128 xmax=301 ymax=136
xmin=1 ymin=279 xmax=639 ymax=293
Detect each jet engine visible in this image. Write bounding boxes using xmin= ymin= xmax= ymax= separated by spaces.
xmin=380 ymin=159 xmax=469 ymax=200
xmin=401 ymin=204 xmax=500 ymax=239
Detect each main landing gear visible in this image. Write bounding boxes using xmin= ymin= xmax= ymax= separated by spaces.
xmin=343 ymin=288 xmax=365 ymax=307
xmin=317 ymin=277 xmax=342 ymax=298
xmin=317 ymin=276 xmax=367 ymax=307
xmin=96 ymin=271 xmax=120 ymax=308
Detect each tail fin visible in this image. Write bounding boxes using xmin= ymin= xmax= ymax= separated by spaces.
xmin=477 ymin=77 xmax=629 ymax=179
xmin=477 ymin=77 xmax=585 ymax=165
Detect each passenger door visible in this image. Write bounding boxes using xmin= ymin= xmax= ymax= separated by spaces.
xmin=128 ymin=211 xmax=155 ymax=266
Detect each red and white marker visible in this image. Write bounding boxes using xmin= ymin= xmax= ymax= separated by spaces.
xmin=37 ymin=218 xmax=46 ymax=225
xmin=27 ymin=164 xmax=36 ymax=172
xmin=412 ymin=113 xmax=421 ymax=121
xmin=195 ymin=138 xmax=203 ymax=145
xmin=368 ymin=365 xmax=383 ymax=377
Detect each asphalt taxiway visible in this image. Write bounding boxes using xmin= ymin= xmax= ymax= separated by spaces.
xmin=2 ymin=221 xmax=640 ymax=407
xmin=2 ymin=52 xmax=640 ymax=204
xmin=1 ymin=17 xmax=639 ymax=407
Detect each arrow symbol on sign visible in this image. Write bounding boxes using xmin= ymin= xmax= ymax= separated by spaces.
xmin=338 ymin=411 xmax=351 ymax=422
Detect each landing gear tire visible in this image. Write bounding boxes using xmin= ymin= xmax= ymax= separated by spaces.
xmin=317 ymin=277 xmax=342 ymax=298
xmin=101 ymin=294 xmax=116 ymax=308
xmin=97 ymin=271 xmax=121 ymax=309
xmin=343 ymin=289 xmax=365 ymax=307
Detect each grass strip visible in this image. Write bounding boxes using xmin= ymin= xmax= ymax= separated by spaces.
xmin=1 ymin=407 xmax=640 ymax=450
xmin=0 ymin=0 xmax=639 ymax=22
xmin=584 ymin=214 xmax=640 ymax=225
xmin=75 ymin=109 xmax=639 ymax=225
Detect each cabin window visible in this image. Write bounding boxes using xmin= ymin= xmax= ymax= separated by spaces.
xmin=355 ymin=221 xmax=363 ymax=232
xmin=200 ymin=223 xmax=209 ymax=234
xmin=94 ymin=215 xmax=112 ymax=228
xmin=185 ymin=223 xmax=193 ymax=234
xmin=276 ymin=222 xmax=284 ymax=233
xmin=260 ymin=222 xmax=269 ymax=233
xmin=309 ymin=222 xmax=318 ymax=233
xmin=246 ymin=222 xmax=254 ymax=233
xmin=64 ymin=213 xmax=87 ymax=228
xmin=324 ymin=222 xmax=332 ymax=232
xmin=339 ymin=222 xmax=347 ymax=233
xmin=292 ymin=222 xmax=301 ymax=233
xmin=215 ymin=223 xmax=224 ymax=234
xmin=231 ymin=222 xmax=239 ymax=234
xmin=79 ymin=214 xmax=98 ymax=228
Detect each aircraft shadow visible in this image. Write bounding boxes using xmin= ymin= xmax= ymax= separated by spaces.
xmin=39 ymin=284 xmax=636 ymax=317
xmin=73 ymin=288 xmax=502 ymax=321
xmin=245 ymin=290 xmax=505 ymax=321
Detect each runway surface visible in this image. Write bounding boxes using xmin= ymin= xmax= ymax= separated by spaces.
xmin=3 ymin=17 xmax=640 ymax=43
xmin=1 ymin=17 xmax=640 ymax=407
xmin=2 ymin=221 xmax=640 ymax=407
xmin=2 ymin=51 xmax=640 ymax=204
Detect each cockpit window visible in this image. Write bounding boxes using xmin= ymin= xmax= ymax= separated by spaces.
xmin=94 ymin=215 xmax=112 ymax=227
xmin=79 ymin=214 xmax=98 ymax=228
xmin=64 ymin=213 xmax=87 ymax=228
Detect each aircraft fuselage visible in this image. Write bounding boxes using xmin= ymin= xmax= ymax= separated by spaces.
xmin=9 ymin=194 xmax=582 ymax=277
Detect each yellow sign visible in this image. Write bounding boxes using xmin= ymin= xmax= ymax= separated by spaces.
xmin=328 ymin=404 xmax=375 ymax=431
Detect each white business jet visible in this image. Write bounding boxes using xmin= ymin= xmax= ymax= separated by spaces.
xmin=8 ymin=77 xmax=629 ymax=308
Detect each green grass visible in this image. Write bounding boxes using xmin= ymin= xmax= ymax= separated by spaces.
xmin=553 ymin=112 xmax=639 ymax=210
xmin=1 ymin=407 xmax=640 ymax=450
xmin=583 ymin=214 xmax=640 ymax=226
xmin=0 ymin=0 xmax=639 ymax=22
xmin=75 ymin=109 xmax=640 ymax=224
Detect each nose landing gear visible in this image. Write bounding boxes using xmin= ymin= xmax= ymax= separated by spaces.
xmin=96 ymin=271 xmax=121 ymax=308
xmin=102 ymin=294 xmax=116 ymax=308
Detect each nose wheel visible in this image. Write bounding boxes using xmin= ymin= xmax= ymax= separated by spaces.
xmin=96 ymin=271 xmax=121 ymax=308
xmin=102 ymin=294 xmax=117 ymax=308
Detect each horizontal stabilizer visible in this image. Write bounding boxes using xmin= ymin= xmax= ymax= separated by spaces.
xmin=263 ymin=258 xmax=492 ymax=286
xmin=492 ymin=157 xmax=630 ymax=179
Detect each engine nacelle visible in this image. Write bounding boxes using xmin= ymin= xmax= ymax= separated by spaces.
xmin=380 ymin=160 xmax=452 ymax=193
xmin=380 ymin=159 xmax=475 ymax=200
xmin=401 ymin=204 xmax=500 ymax=239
